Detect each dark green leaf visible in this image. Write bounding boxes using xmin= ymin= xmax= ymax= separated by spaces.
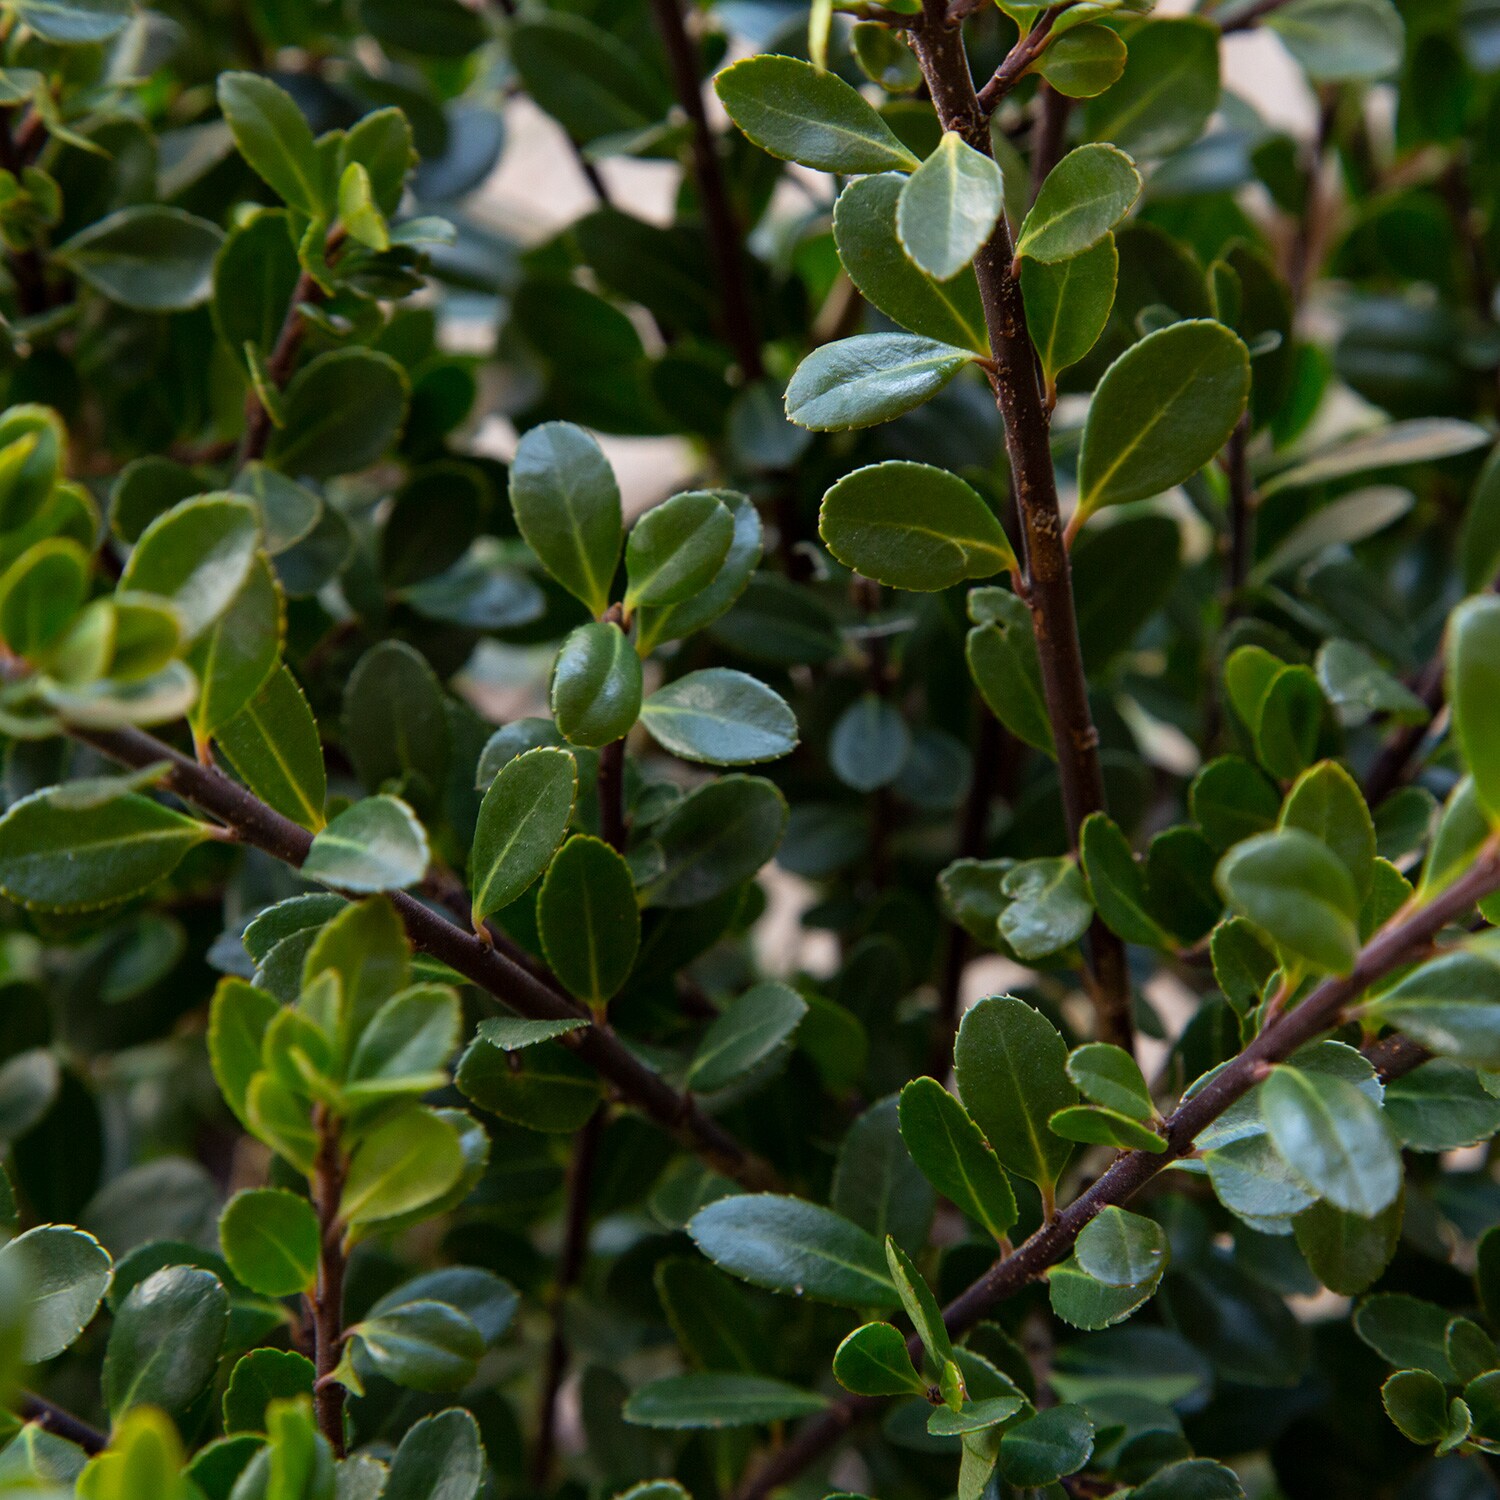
xmin=785 ymin=334 xmax=972 ymax=431
xmin=897 ymin=1076 xmax=1017 ymax=1241
xmin=624 ymin=1372 xmax=830 ymax=1429
xmin=469 ymin=746 xmax=577 ymax=923
xmin=301 ymin=795 xmax=429 ymax=893
xmin=551 ymin=622 xmax=643 ymax=748
xmin=537 ymin=835 xmax=640 ymax=1008
xmin=833 ymin=1323 xmax=925 ymax=1397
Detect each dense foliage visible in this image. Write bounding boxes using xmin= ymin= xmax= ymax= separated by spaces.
xmin=0 ymin=0 xmax=1497 ymax=1498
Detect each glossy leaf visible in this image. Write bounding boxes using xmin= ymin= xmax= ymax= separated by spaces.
xmin=469 ymin=747 xmax=577 ymax=923
xmin=625 ymin=492 xmax=734 ymax=609
xmin=301 ymin=795 xmax=429 ymax=893
xmin=897 ymin=1076 xmax=1018 ymax=1240
xmin=1016 ymin=144 xmax=1139 ymax=264
xmin=896 ymin=132 xmax=1005 ymax=281
xmin=551 ymin=622 xmax=644 ymax=748
xmin=640 ymin=669 xmax=798 ymax=766
xmin=537 ymin=835 xmax=640 ymax=1008
xmin=785 ymin=334 xmax=973 ymax=431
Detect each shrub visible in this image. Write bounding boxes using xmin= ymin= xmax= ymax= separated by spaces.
xmin=0 ymin=0 xmax=1488 ymax=1498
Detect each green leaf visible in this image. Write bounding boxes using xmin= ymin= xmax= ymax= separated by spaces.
xmin=1215 ymin=828 xmax=1360 ymax=976
xmin=687 ymin=1193 xmax=897 ymax=1307
xmin=1132 ymin=1461 xmax=1245 ymax=1500
xmin=1049 ymin=1105 xmax=1168 ymax=1153
xmin=1192 ymin=757 xmax=1283 ymax=853
xmin=119 ymin=493 xmax=260 ymax=643
xmin=897 ymin=1076 xmax=1017 ymax=1241
xmin=58 ymin=207 xmax=223 ymax=312
xmin=623 ymin=1372 xmax=830 ymax=1429
xmin=1037 ymin=24 xmax=1127 ymax=97
xmin=830 ymin=692 xmax=911 ymax=793
xmin=833 ymin=174 xmax=989 ymax=352
xmin=885 ymin=1236 xmax=955 ymax=1370
xmin=1280 ymin=761 xmax=1376 ymax=900
xmin=997 ymin=857 xmax=1092 ymax=960
xmin=640 ymin=669 xmax=798 ymax=766
xmin=456 ymin=1033 xmax=602 ymax=1132
xmin=0 ymin=538 xmax=88 ymax=658
xmin=1075 ymin=1207 xmax=1168 ymax=1287
xmin=216 ymin=666 xmax=326 ymax=831
xmin=1251 ymin=487 xmax=1414 ymax=580
xmin=1077 ymin=320 xmax=1251 ymax=523
xmin=222 ymin=1348 xmax=315 ymax=1434
xmin=833 ymin=1323 xmax=925 ymax=1397
xmin=818 ymin=461 xmax=1017 ymax=591
xmin=187 ymin=552 xmax=283 ymax=739
xmin=1366 ymin=951 xmax=1500 ymax=1067
xmin=104 ymin=1266 xmax=228 ymax=1418
xmin=895 ymin=131 xmax=1005 ymax=281
xmin=0 ymin=1225 xmax=110 ymax=1362
xmin=0 ymin=785 xmax=208 ymax=912
xmin=302 ymin=795 xmax=429 ymax=893
xmin=1017 ymin=144 xmax=1139 ymax=264
xmin=635 ymin=494 xmax=763 ymax=652
xmin=1356 ymin=1293 xmax=1457 ymax=1378
xmin=217 ymin=72 xmax=329 ymax=215
xmin=714 ymin=55 xmax=920 ymax=175
xmin=625 ymin=492 xmax=734 ymax=609
xmin=209 ymin=978 xmax=279 ymax=1131
xmin=1079 ymin=813 xmax=1173 ymax=948
xmin=267 ymin=349 xmax=409 ymax=480
xmin=833 ymin=1096 xmax=934 ymax=1255
xmin=348 ymin=1301 xmax=483 ymax=1392
xmin=537 ymin=834 xmax=640 ymax=1008
xmin=998 ymin=1406 xmax=1095 ymax=1486
xmin=1261 ymin=1065 xmax=1401 ymax=1217
xmin=1316 ymin=639 xmax=1430 ymax=729
xmin=384 ymin=1410 xmax=486 ymax=1500
xmin=213 ymin=212 xmax=300 ymax=381
xmin=1266 ymin=0 xmax=1405 ymax=82
xmin=509 ymin=422 xmax=623 ymax=617
xmin=1384 ymin=1060 xmax=1500 ymax=1151
xmin=784 ymin=334 xmax=972 ymax=432
xmin=965 ymin=591 xmax=1053 ymax=755
xmin=342 ymin=640 xmax=449 ymax=805
xmin=928 ymin=1395 xmax=1027 ymax=1436
xmin=551 ymin=622 xmax=643 ymax=748
xmin=645 ymin=775 xmax=788 ymax=908
xmin=469 ymin=747 xmax=577 ymax=924
xmin=954 ymin=995 xmax=1076 ymax=1191
xmin=1294 ymin=1196 xmax=1403 ymax=1295
xmin=1448 ymin=594 xmax=1500 ymax=824
xmin=1084 ymin=17 xmax=1220 ymax=158
xmin=337 ymin=162 xmax=388 ymax=251
xmin=346 ymin=984 xmax=460 ymax=1101
xmin=340 ymin=1106 xmax=464 ymax=1227
xmin=1021 ymin=235 xmax=1118 ymax=392
xmin=686 ymin=980 xmax=807 ymax=1092
xmin=1049 ymin=1259 xmax=1155 ymax=1330
xmin=218 ymin=1188 xmax=318 ymax=1298
xmin=1066 ymin=1042 xmax=1154 ymax=1120
xmin=1382 ymin=1369 xmax=1453 ymax=1446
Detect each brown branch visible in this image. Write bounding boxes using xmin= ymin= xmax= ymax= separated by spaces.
xmin=1223 ymin=415 xmax=1255 ymax=612
xmin=15 ymin=1394 xmax=107 ymax=1455
xmin=309 ymin=1102 xmax=348 ymax=1456
xmin=645 ymin=0 xmax=764 ymax=385
xmin=1029 ymin=84 xmax=1073 ymax=203
xmin=976 ymin=6 xmax=1066 ymax=115
xmin=731 ymin=840 xmax=1500 ymax=1500
xmin=907 ymin=0 xmax=1131 ymax=1051
xmin=1361 ymin=652 xmax=1445 ymax=807
xmin=531 ymin=1104 xmax=606 ymax=1485
xmin=65 ymin=721 xmax=780 ymax=1192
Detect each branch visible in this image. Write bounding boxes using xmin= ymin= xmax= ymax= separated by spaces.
xmin=976 ymin=6 xmax=1066 ymax=116
xmin=66 ymin=721 xmax=780 ymax=1192
xmin=907 ymin=0 xmax=1132 ymax=1051
xmin=1217 ymin=0 xmax=1298 ymax=33
xmin=1223 ymin=414 xmax=1254 ymax=614
xmin=731 ymin=841 xmax=1500 ymax=1500
xmin=15 ymin=1393 xmax=107 ymax=1455
xmin=532 ymin=1104 xmax=606 ymax=1484
xmin=1361 ymin=652 xmax=1446 ymax=807
xmin=645 ymin=0 xmax=764 ymax=385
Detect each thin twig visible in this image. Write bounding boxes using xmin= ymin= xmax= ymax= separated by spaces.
xmin=1223 ymin=414 xmax=1255 ymax=613
xmin=730 ymin=840 xmax=1500 ymax=1500
xmin=907 ymin=0 xmax=1132 ymax=1051
xmin=15 ymin=1394 xmax=107 ymax=1455
xmin=1029 ymin=84 xmax=1073 ymax=202
xmin=65 ymin=721 xmax=781 ymax=1191
xmin=1217 ymin=0 xmax=1299 ymax=33
xmin=976 ymin=7 xmax=1066 ymax=115
xmin=532 ymin=1105 xmax=606 ymax=1485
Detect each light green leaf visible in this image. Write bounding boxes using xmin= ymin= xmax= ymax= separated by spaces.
xmin=1075 ymin=1207 xmax=1168 ymax=1288
xmin=217 ymin=72 xmax=329 ymax=215
xmin=1280 ymin=760 xmax=1376 ymax=900
xmin=1266 ymin=0 xmax=1405 ymax=82
xmin=302 ymin=795 xmax=429 ymax=893
xmin=218 ymin=1189 xmax=318 ymax=1298
xmin=896 ymin=131 xmax=1005 ymax=281
xmin=1261 ymin=1065 xmax=1402 ymax=1217
xmin=340 ymin=1106 xmax=464 ymax=1227
xmin=832 ymin=1323 xmax=925 ymax=1397
xmin=1066 ymin=1042 xmax=1154 ymax=1120
xmin=1449 ymin=594 xmax=1500 ymax=824
xmin=187 ymin=552 xmax=283 ymax=739
xmin=0 ymin=538 xmax=89 ymax=658
xmin=833 ymin=174 xmax=989 ymax=352
xmin=714 ymin=55 xmax=920 ymax=175
xmin=1037 ymin=24 xmax=1127 ymax=97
